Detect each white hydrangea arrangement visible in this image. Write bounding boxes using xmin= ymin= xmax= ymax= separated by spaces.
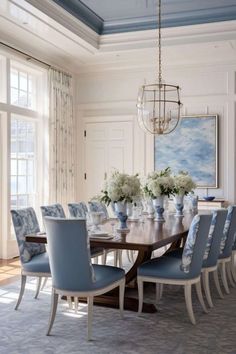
xmin=173 ymin=171 xmax=196 ymax=196
xmin=144 ymin=167 xmax=174 ymax=198
xmin=100 ymin=171 xmax=141 ymax=205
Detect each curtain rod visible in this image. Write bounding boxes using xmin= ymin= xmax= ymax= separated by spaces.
xmin=0 ymin=41 xmax=51 ymax=68
xmin=0 ymin=41 xmax=73 ymax=78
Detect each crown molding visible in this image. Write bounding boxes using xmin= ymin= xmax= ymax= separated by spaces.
xmin=24 ymin=0 xmax=99 ymax=49
xmin=100 ymin=20 xmax=236 ymax=51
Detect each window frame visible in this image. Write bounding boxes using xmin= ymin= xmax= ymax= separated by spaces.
xmin=0 ymin=52 xmax=48 ymax=257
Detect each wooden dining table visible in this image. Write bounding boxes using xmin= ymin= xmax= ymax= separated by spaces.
xmin=26 ymin=213 xmax=194 ymax=313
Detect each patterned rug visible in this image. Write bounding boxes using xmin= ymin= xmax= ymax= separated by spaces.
xmin=0 ymin=272 xmax=236 ymax=354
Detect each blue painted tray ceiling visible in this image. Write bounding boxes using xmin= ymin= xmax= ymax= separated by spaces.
xmin=52 ymin=0 xmax=236 ymax=34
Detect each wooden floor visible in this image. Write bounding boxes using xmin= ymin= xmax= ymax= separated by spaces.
xmin=0 ymin=258 xmax=21 ymax=286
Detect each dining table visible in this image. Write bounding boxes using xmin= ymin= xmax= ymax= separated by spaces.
xmin=25 ymin=213 xmax=195 ymax=313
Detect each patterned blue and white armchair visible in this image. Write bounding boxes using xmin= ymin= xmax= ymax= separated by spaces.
xmin=88 ymin=201 xmax=109 ymax=220
xmin=11 ymin=207 xmax=51 ymax=310
xmin=68 ymin=202 xmax=88 ymax=219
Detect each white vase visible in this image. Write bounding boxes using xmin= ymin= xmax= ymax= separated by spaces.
xmin=173 ymin=194 xmax=184 ymax=217
xmin=147 ymin=199 xmax=155 ymax=219
xmin=153 ymin=196 xmax=165 ymax=222
xmin=189 ymin=194 xmax=198 ymax=213
xmin=115 ymin=201 xmax=129 ymax=231
xmin=127 ymin=202 xmax=133 ymax=217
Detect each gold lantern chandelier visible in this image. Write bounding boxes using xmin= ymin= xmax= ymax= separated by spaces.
xmin=137 ymin=0 xmax=182 ymax=135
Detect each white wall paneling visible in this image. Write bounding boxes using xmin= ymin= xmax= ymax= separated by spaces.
xmin=76 ymin=61 xmax=236 ymax=204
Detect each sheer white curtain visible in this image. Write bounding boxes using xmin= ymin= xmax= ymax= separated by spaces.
xmin=48 ymin=68 xmax=75 ymax=206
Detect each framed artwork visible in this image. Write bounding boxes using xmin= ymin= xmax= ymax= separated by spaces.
xmin=154 ymin=114 xmax=218 ymax=188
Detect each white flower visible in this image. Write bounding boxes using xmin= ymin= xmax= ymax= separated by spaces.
xmin=144 ymin=167 xmax=174 ymax=198
xmin=101 ymin=171 xmax=141 ymax=204
xmin=173 ymin=171 xmax=196 ymax=195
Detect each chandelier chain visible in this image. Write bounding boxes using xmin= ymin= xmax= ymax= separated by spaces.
xmin=158 ymin=0 xmax=162 ymax=85
xmin=136 ymin=0 xmax=182 ymax=135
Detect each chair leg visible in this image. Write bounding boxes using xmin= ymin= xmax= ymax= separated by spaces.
xmin=195 ymin=281 xmax=208 ymax=313
xmin=87 ymin=296 xmax=93 ymax=341
xmin=41 ymin=277 xmax=48 ymax=291
xmin=119 ymin=279 xmax=125 ymax=318
xmin=102 ymin=250 xmax=107 ymax=265
xmin=220 ymin=262 xmax=230 ymax=294
xmin=130 ymin=250 xmax=135 ymax=263
xmin=184 ymin=284 xmax=196 ymax=325
xmin=118 ymin=250 xmax=123 ymax=268
xmin=74 ymin=297 xmax=79 ymax=313
xmin=47 ymin=289 xmax=58 ymax=336
xmin=226 ymin=262 xmax=235 ymax=288
xmin=156 ymin=283 xmax=163 ymax=303
xmin=114 ymin=250 xmax=118 ymax=266
xmin=202 ymin=270 xmax=213 ymax=308
xmin=35 ymin=277 xmax=42 ymax=299
xmin=126 ymin=250 xmax=131 ymax=263
xmin=213 ymin=269 xmax=224 ymax=299
xmin=137 ymin=278 xmax=143 ymax=315
xmin=15 ymin=274 xmax=27 ymax=310
xmin=67 ymin=297 xmax=73 ymax=309
xmin=231 ymin=255 xmax=236 ymax=282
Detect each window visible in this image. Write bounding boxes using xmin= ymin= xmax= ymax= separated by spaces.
xmin=0 ymin=52 xmax=48 ymax=257
xmin=10 ymin=66 xmax=36 ymax=109
xmin=10 ymin=116 xmax=37 ymax=209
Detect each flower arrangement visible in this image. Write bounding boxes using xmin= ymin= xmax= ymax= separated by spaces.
xmin=173 ymin=171 xmax=196 ymax=196
xmin=144 ymin=167 xmax=174 ymax=198
xmin=100 ymin=171 xmax=141 ymax=205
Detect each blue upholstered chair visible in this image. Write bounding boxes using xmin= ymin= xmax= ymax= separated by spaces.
xmin=11 ymin=208 xmax=51 ymax=310
xmin=41 ymin=203 xmax=66 ymax=219
xmin=44 ymin=217 xmax=125 ymax=340
xmin=137 ymin=214 xmax=212 ymax=325
xmin=165 ymin=210 xmax=228 ymax=308
xmin=68 ymin=202 xmax=88 ymax=219
xmin=88 ymin=201 xmax=109 ymax=220
xmin=214 ymin=206 xmax=236 ymax=296
xmin=231 ymin=242 xmax=236 ymax=283
xmin=67 ymin=202 xmax=105 ymax=260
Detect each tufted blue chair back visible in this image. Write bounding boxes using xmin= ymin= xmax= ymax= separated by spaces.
xmin=68 ymin=202 xmax=88 ymax=218
xmin=41 ymin=204 xmax=65 ymax=219
xmin=88 ymin=201 xmax=109 ymax=219
xmin=11 ymin=208 xmax=46 ymax=263
xmin=203 ymin=209 xmax=228 ymax=268
xmin=181 ymin=214 xmax=212 ymax=278
xmin=220 ymin=205 xmax=236 ymax=258
xmin=44 ymin=217 xmax=94 ymax=291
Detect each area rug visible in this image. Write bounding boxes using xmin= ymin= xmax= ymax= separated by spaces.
xmin=0 ymin=274 xmax=236 ymax=354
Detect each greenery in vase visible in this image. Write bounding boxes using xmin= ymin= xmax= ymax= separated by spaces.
xmin=173 ymin=171 xmax=196 ymax=196
xmin=144 ymin=167 xmax=174 ymax=198
xmin=100 ymin=171 xmax=141 ymax=206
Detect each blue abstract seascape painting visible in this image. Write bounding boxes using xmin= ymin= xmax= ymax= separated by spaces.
xmin=154 ymin=115 xmax=218 ymax=187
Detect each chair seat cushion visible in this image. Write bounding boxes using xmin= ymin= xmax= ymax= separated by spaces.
xmin=92 ymin=265 xmax=125 ymax=290
xmin=138 ymin=256 xmax=196 ymax=280
xmin=91 ymin=247 xmax=104 ymax=257
xmin=22 ymin=252 xmax=50 ymax=274
xmin=69 ymin=265 xmax=125 ymax=292
xmin=165 ymin=248 xmax=209 ymax=268
xmin=165 ymin=248 xmax=183 ymax=258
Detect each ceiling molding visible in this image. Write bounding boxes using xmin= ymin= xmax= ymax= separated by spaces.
xmin=24 ymin=0 xmax=99 ymax=49
xmin=50 ymin=0 xmax=236 ymax=35
xmin=52 ymin=0 xmax=103 ymax=34
xmin=99 ymin=20 xmax=236 ymax=51
xmin=102 ymin=5 xmax=236 ymax=34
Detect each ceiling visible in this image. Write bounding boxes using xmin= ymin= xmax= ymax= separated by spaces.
xmin=0 ymin=0 xmax=236 ymax=74
xmin=52 ymin=0 xmax=236 ymax=34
